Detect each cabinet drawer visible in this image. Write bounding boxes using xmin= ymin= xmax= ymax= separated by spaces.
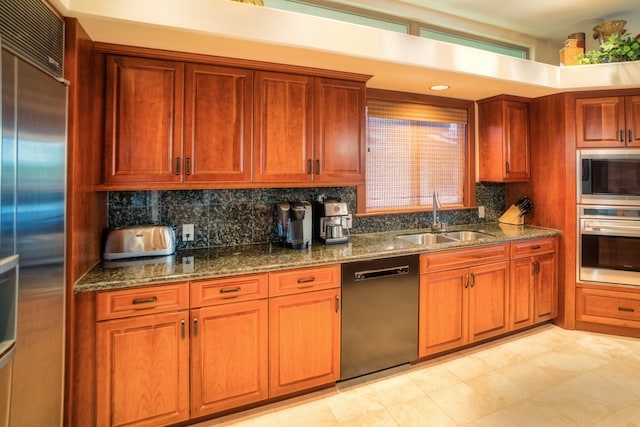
xmin=511 ymin=237 xmax=556 ymax=258
xmin=577 ymin=288 xmax=640 ymax=328
xmin=269 ymin=264 xmax=340 ymax=297
xmin=420 ymin=244 xmax=509 ymax=274
xmin=97 ymin=282 xmax=189 ymax=321
xmin=190 ymin=273 xmax=268 ymax=307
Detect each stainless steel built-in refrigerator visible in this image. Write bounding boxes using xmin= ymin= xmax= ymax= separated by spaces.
xmin=0 ymin=44 xmax=67 ymax=426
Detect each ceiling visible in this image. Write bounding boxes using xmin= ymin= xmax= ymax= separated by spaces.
xmin=338 ymin=0 xmax=640 ymax=41
xmin=59 ymin=0 xmax=640 ymax=100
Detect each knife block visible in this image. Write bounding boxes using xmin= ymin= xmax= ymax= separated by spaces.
xmin=499 ymin=204 xmax=525 ymax=225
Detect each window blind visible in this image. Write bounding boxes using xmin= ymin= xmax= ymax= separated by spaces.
xmin=366 ymin=100 xmax=468 ymax=211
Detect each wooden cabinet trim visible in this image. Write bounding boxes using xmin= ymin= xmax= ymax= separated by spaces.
xmin=577 ymin=287 xmax=640 ymax=327
xmin=269 ymin=264 xmax=341 ymax=297
xmin=190 ymin=273 xmax=268 ymax=307
xmin=96 ymin=282 xmax=189 ymax=321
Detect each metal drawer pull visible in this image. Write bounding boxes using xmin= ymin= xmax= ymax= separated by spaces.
xmin=193 ymin=317 xmax=198 ymax=337
xmin=308 ymin=159 xmax=313 ymax=175
xmin=132 ymin=296 xmax=158 ymax=305
xmin=175 ymin=157 xmax=181 ymax=175
xmin=316 ymin=159 xmax=321 ymax=175
xmin=620 ymin=129 xmax=625 ymax=143
xmin=470 ymin=273 xmax=476 ymax=288
xmin=618 ymin=307 xmax=635 ymax=313
xmin=505 ymin=162 xmax=510 ymax=173
xmin=185 ymin=158 xmax=191 ymax=175
xmin=630 ymin=130 xmax=633 ymax=143
xmin=181 ymin=319 xmax=185 ymax=339
xmin=220 ymin=287 xmax=241 ymax=294
xmin=335 ymin=295 xmax=340 ymax=313
xmin=465 ymin=274 xmax=470 ymax=289
xmin=297 ymin=277 xmax=316 ymax=284
xmin=531 ymin=245 xmax=541 ymax=250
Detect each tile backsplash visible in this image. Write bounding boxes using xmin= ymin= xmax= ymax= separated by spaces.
xmin=108 ymin=183 xmax=505 ymax=250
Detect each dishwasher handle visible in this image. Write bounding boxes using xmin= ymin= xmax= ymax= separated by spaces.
xmin=354 ymin=265 xmax=410 ymax=281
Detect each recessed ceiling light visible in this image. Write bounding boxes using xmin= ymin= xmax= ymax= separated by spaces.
xmin=430 ymin=84 xmax=449 ymax=91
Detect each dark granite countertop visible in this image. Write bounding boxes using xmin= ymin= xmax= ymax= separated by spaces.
xmin=74 ymin=223 xmax=561 ymax=293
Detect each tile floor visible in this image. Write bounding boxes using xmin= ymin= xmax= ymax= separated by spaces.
xmin=194 ymin=324 xmax=640 ymax=426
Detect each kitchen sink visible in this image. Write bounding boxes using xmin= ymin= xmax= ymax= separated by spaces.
xmin=397 ymin=230 xmax=493 ymax=246
xmin=396 ymin=233 xmax=457 ymax=245
xmin=441 ymin=231 xmax=493 ymax=241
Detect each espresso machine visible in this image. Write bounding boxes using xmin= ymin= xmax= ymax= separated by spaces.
xmin=277 ymin=201 xmax=312 ymax=249
xmin=314 ymin=197 xmax=352 ymax=245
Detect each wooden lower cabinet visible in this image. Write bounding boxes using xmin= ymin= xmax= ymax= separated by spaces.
xmin=419 ymin=259 xmax=510 ymax=357
xmin=96 ymin=311 xmax=190 ymax=427
xmin=190 ymin=299 xmax=269 ymax=418
xmin=269 ymin=286 xmax=341 ymax=397
xmin=509 ymin=237 xmax=558 ymax=330
xmin=577 ymin=286 xmax=640 ymax=329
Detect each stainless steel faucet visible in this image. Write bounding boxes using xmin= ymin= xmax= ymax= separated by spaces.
xmin=431 ymin=191 xmax=443 ymax=231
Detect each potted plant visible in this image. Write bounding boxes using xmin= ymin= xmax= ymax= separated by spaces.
xmin=578 ymin=33 xmax=640 ymax=64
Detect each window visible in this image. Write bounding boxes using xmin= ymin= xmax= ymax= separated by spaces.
xmin=420 ymin=28 xmax=528 ymax=59
xmin=365 ymin=90 xmax=475 ymax=213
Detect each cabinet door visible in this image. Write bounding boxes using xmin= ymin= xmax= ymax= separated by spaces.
xmin=104 ymin=56 xmax=184 ymax=184
xmin=96 ymin=311 xmax=189 ymax=427
xmin=269 ymin=288 xmax=340 ymax=397
xmin=509 ymin=257 xmax=535 ymax=330
xmin=184 ymin=64 xmax=253 ymax=183
xmin=576 ymin=97 xmax=626 ymax=148
xmin=468 ymin=261 xmax=510 ymax=342
xmin=190 ymin=300 xmax=268 ymax=417
xmin=253 ymin=71 xmax=313 ymax=182
xmin=502 ymin=100 xmax=530 ymax=181
xmin=314 ymin=78 xmax=365 ymax=183
xmin=419 ymin=268 xmax=468 ymax=357
xmin=626 ymin=95 xmax=640 ymax=147
xmin=534 ymin=252 xmax=558 ymax=322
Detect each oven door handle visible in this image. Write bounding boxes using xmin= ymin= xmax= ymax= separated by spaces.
xmin=583 ymin=224 xmax=640 ymax=236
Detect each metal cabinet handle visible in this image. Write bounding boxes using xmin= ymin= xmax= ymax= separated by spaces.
xmin=505 ymin=162 xmax=510 ymax=173
xmin=316 ymin=159 xmax=321 ymax=175
xmin=193 ymin=317 xmax=198 ymax=337
xmin=618 ymin=307 xmax=635 ymax=313
xmin=531 ymin=245 xmax=541 ymax=250
xmin=470 ymin=273 xmax=476 ymax=288
xmin=175 ymin=158 xmax=181 ymax=175
xmin=308 ymin=159 xmax=313 ymax=175
xmin=220 ymin=287 xmax=241 ymax=294
xmin=630 ymin=129 xmax=633 ymax=143
xmin=297 ymin=277 xmax=316 ymax=284
xmin=335 ymin=295 xmax=340 ymax=313
xmin=185 ymin=158 xmax=191 ymax=175
xmin=132 ymin=296 xmax=157 ymax=305
xmin=465 ymin=274 xmax=470 ymax=288
xmin=181 ymin=319 xmax=185 ymax=339
xmin=620 ymin=130 xmax=625 ymax=143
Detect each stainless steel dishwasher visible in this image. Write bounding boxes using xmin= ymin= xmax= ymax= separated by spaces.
xmin=340 ymin=255 xmax=419 ymax=381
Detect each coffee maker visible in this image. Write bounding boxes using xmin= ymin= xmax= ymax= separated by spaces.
xmin=277 ymin=201 xmax=312 ymax=249
xmin=314 ymin=197 xmax=352 ymax=245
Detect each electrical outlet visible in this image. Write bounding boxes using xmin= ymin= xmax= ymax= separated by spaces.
xmin=182 ymin=224 xmax=194 ymax=242
xmin=478 ymin=206 xmax=485 ymax=219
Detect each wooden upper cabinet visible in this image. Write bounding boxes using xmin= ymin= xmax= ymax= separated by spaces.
xmin=478 ymin=95 xmax=530 ymax=182
xmin=576 ymin=95 xmax=640 ymax=147
xmin=626 ymin=95 xmax=640 ymax=147
xmin=104 ymin=55 xmax=184 ymax=184
xmin=184 ymin=64 xmax=253 ymax=183
xmin=253 ymin=71 xmax=314 ymax=182
xmin=576 ymin=97 xmax=626 ymax=147
xmin=314 ymin=78 xmax=366 ymax=182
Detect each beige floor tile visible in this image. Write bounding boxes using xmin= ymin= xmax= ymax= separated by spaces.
xmin=495 ymin=360 xmax=565 ymax=395
xmin=500 ymin=400 xmax=573 ymax=427
xmin=526 ymin=343 xmax=609 ymax=382
xmin=365 ymin=374 xmax=426 ymax=407
xmin=438 ymin=352 xmax=494 ymax=382
xmin=275 ymin=398 xmax=337 ymax=427
xmin=336 ymin=408 xmax=398 ymax=427
xmin=470 ymin=344 xmax=526 ymax=370
xmin=386 ymin=395 xmax=457 ymax=427
xmin=325 ymin=386 xmax=385 ymax=423
xmin=406 ymin=363 xmax=461 ymax=394
xmin=591 ymin=404 xmax=640 ymax=427
xmin=428 ymin=382 xmax=496 ymax=425
xmin=463 ymin=410 xmax=518 ymax=427
xmin=464 ymin=370 xmax=531 ymax=410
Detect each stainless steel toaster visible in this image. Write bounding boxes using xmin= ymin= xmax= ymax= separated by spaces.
xmin=103 ymin=225 xmax=176 ymax=260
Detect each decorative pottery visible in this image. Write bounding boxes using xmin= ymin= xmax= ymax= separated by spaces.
xmin=593 ymin=20 xmax=627 ymax=44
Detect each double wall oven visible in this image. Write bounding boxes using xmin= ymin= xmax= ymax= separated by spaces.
xmin=578 ymin=149 xmax=640 ymax=287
